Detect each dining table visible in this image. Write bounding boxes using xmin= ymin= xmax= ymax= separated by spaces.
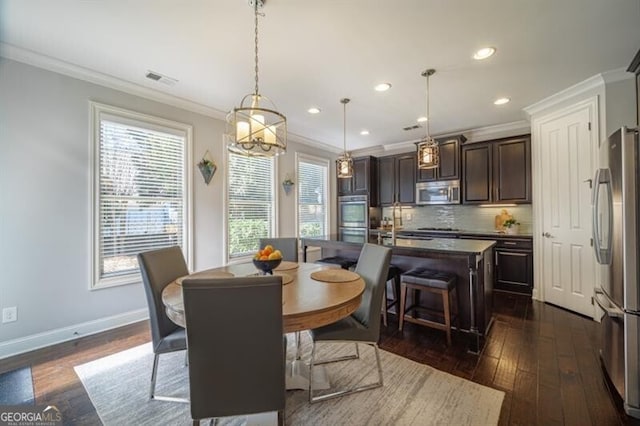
xmin=161 ymin=260 xmax=365 ymax=390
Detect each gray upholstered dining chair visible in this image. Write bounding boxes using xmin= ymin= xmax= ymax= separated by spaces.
xmin=182 ymin=276 xmax=286 ymax=425
xmin=137 ymin=246 xmax=189 ymax=403
xmin=259 ymin=237 xmax=299 ymax=262
xmin=308 ymin=243 xmax=392 ymax=403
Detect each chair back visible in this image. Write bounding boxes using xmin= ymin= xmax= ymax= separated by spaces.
xmin=259 ymin=237 xmax=298 ymax=262
xmin=182 ymin=276 xmax=285 ymax=421
xmin=137 ymin=246 xmax=188 ymax=353
xmin=352 ymin=244 xmax=392 ymax=336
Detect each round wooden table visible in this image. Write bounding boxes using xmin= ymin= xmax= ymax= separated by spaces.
xmin=161 ymin=262 xmax=365 ymax=333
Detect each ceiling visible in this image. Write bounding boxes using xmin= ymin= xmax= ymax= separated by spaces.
xmin=1 ymin=0 xmax=639 ymax=152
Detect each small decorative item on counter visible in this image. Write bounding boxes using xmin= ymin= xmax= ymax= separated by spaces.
xmin=495 ymin=209 xmax=513 ymax=231
xmin=503 ymin=218 xmax=520 ymax=234
xmin=197 ymin=150 xmax=217 ymax=185
xmin=282 ymin=174 xmax=294 ymax=195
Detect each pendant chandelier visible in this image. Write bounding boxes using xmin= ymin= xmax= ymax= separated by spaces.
xmin=226 ymin=0 xmax=286 ymax=157
xmin=417 ymin=69 xmax=439 ymax=169
xmin=336 ymin=98 xmax=353 ymax=179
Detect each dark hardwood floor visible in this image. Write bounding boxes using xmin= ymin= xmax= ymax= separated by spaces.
xmin=1 ymin=292 xmax=637 ymax=425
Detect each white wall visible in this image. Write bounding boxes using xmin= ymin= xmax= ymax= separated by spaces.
xmin=0 ymin=58 xmax=337 ymax=355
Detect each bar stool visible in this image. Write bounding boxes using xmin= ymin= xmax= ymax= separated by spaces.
xmin=315 ymin=256 xmax=357 ymax=270
xmin=381 ymin=265 xmax=401 ymax=326
xmin=398 ymin=267 xmax=458 ymax=345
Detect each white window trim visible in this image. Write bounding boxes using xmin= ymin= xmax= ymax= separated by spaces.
xmin=223 ymin=147 xmax=278 ymax=265
xmin=295 ymin=152 xmax=331 ymax=239
xmin=89 ymin=101 xmax=193 ymax=290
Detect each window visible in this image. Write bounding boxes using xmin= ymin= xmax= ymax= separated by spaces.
xmin=90 ymin=102 xmax=192 ymax=289
xmin=297 ymin=154 xmax=329 ymax=238
xmin=226 ymin=153 xmax=276 ymax=260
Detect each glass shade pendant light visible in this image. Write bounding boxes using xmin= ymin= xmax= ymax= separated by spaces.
xmin=417 ymin=69 xmax=439 ymax=170
xmin=336 ymin=98 xmax=353 ymax=179
xmin=226 ymin=0 xmax=286 ymax=157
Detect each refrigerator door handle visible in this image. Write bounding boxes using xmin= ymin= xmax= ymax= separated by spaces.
xmin=592 ymin=168 xmax=613 ymax=264
xmin=594 ymin=288 xmax=624 ymax=318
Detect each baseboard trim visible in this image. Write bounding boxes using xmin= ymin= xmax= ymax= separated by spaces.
xmin=0 ymin=309 xmax=149 ymax=360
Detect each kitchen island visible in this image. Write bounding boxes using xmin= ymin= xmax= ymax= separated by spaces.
xmin=301 ymin=235 xmax=496 ymax=353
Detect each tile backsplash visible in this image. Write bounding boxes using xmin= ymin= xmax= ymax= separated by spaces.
xmin=380 ymin=204 xmax=533 ymax=234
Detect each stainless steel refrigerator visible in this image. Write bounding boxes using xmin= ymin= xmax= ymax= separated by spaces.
xmin=592 ymin=126 xmax=640 ymax=418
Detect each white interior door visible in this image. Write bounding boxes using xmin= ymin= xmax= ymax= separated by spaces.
xmin=537 ymin=100 xmax=597 ymax=318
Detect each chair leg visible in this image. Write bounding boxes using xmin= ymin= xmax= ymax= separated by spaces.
xmin=192 ymin=420 xmax=199 ymax=426
xmin=399 ymin=282 xmax=407 ymax=331
xmin=277 ymin=409 xmax=285 ymax=426
xmin=295 ymin=331 xmax=305 ymax=360
xmin=150 ymin=353 xmax=160 ymax=399
xmin=184 ymin=350 xmax=188 ymax=367
xmin=381 ymin=284 xmax=388 ymax=327
xmin=442 ymin=289 xmax=452 ymax=346
xmin=150 ymin=353 xmax=190 ymax=403
xmin=310 ymin=342 xmax=384 ymax=403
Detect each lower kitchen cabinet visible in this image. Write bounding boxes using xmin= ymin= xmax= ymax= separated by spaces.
xmin=495 ymin=248 xmax=533 ymax=294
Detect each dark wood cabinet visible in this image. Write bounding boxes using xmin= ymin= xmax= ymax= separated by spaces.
xmin=378 ymin=153 xmax=416 ymax=206
xmin=417 ymin=135 xmax=464 ymax=182
xmin=337 ymin=156 xmax=378 ymax=205
xmin=462 ymin=135 xmax=531 ymax=204
xmin=494 ymin=238 xmax=533 ymax=294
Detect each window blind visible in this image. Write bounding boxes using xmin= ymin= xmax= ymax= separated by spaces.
xmin=98 ymin=119 xmax=185 ymax=281
xmin=297 ymin=157 xmax=328 ymax=238
xmin=227 ymin=154 xmax=275 ymax=258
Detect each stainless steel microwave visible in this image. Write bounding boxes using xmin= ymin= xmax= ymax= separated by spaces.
xmin=416 ymin=180 xmax=461 ymax=205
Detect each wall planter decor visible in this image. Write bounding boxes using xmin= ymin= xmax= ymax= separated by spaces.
xmin=282 ymin=175 xmax=294 ymax=195
xmin=197 ymin=150 xmax=217 ymax=185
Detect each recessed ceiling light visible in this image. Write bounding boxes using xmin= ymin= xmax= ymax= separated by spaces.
xmin=360 ymin=130 xmax=370 ymax=136
xmin=494 ymin=97 xmax=510 ymax=105
xmin=374 ymin=83 xmax=392 ymax=92
xmin=417 ymin=116 xmax=428 ymax=123
xmin=473 ymin=47 xmax=496 ymax=60
xmin=307 ymin=107 xmax=321 ymax=114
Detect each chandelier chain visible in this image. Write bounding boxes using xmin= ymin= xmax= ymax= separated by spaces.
xmin=254 ymin=0 xmax=259 ymax=96
xmin=426 ymin=72 xmax=430 ymax=140
xmin=343 ymin=101 xmax=347 ymax=153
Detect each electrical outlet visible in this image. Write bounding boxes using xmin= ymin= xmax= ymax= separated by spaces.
xmin=405 ymin=213 xmax=412 ymax=221
xmin=2 ymin=306 xmax=17 ymax=323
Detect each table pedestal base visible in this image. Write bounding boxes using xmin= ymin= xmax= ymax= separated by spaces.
xmin=285 ymin=359 xmax=330 ymax=390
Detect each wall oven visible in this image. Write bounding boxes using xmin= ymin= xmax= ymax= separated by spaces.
xmin=338 ymin=195 xmax=369 ymax=228
xmin=416 ymin=180 xmax=461 ymax=205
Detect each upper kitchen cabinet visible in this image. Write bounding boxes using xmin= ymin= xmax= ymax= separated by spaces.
xmin=462 ymin=135 xmax=531 ymax=204
xmin=337 ymin=156 xmax=378 ymax=204
xmin=417 ymin=135 xmax=466 ymax=182
xmin=378 ymin=153 xmax=416 ymax=206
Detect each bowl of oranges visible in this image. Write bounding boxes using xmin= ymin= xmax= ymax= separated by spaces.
xmin=252 ymin=244 xmax=283 ymax=275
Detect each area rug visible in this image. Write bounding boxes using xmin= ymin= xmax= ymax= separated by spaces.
xmin=0 ymin=366 xmax=35 ymax=405
xmin=75 ymin=337 xmax=503 ymax=425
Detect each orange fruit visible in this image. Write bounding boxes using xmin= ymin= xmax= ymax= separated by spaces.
xmin=262 ymin=247 xmax=273 ymax=256
xmin=264 ymin=244 xmax=274 ymax=252
xmin=259 ymin=255 xmax=269 ymax=260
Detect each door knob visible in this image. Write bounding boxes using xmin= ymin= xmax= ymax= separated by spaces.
xmin=542 ymin=232 xmax=552 ymax=238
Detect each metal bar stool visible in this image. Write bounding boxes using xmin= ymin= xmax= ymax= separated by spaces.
xmin=398 ymin=267 xmax=458 ymax=345
xmin=381 ymin=265 xmax=401 ymax=326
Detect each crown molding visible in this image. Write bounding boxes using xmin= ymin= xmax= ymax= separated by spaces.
xmin=460 ymin=120 xmax=530 ymax=143
xmin=0 ymin=43 xmax=341 ymax=154
xmin=352 ymin=120 xmax=531 ymax=156
xmin=287 ymin=132 xmax=343 ymax=154
xmin=0 ymin=43 xmax=231 ymax=120
xmin=523 ymin=68 xmax=633 ymax=118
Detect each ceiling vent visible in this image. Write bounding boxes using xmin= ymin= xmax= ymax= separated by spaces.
xmin=145 ymin=70 xmax=178 ymax=86
xmin=403 ymin=124 xmax=422 ymax=131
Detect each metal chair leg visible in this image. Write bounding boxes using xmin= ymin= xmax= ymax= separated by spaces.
xmin=150 ymin=352 xmax=190 ymax=403
xmin=309 ymin=342 xmax=384 ymax=403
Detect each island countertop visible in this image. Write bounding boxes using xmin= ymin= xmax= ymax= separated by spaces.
xmin=301 ymin=234 xmax=496 ymax=256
